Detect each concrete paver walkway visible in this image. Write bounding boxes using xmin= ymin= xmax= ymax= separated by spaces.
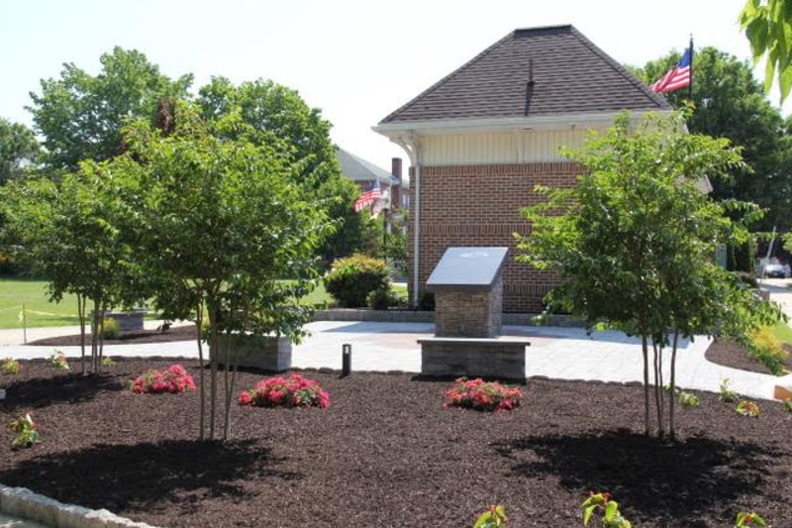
xmin=0 ymin=320 xmax=782 ymax=400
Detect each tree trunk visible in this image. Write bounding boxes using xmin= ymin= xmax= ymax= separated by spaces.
xmin=195 ymin=304 xmax=206 ymax=441
xmin=642 ymin=335 xmax=650 ymax=435
xmin=91 ymin=299 xmax=100 ymax=373
xmin=208 ymin=305 xmax=218 ymax=441
xmin=652 ymin=339 xmax=664 ymax=437
xmin=97 ymin=302 xmax=106 ymax=368
xmin=222 ymin=338 xmax=238 ymax=442
xmin=77 ymin=295 xmax=86 ymax=375
xmin=669 ymin=330 xmax=679 ymax=440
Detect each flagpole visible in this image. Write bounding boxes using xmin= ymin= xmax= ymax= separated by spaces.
xmin=688 ymin=34 xmax=694 ymax=102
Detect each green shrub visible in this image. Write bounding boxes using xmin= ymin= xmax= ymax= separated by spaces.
xmin=733 ymin=271 xmax=758 ymax=288
xmin=102 ymin=317 xmax=121 ymax=340
xmin=367 ymin=288 xmax=398 ymax=310
xmin=418 ymin=291 xmax=435 ymax=311
xmin=324 ymin=254 xmax=390 ymax=308
xmin=1 ymin=357 xmax=20 ymax=375
xmin=746 ymin=326 xmax=789 ymax=376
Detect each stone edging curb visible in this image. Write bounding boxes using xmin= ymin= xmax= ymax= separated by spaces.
xmin=0 ymin=483 xmax=162 ymax=528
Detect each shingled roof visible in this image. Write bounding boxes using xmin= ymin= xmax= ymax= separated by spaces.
xmin=379 ymin=25 xmax=670 ymax=124
xmin=336 ymin=147 xmax=398 ymax=186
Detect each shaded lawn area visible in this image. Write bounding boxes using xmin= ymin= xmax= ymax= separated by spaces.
xmin=1 ymin=359 xmax=790 ymax=528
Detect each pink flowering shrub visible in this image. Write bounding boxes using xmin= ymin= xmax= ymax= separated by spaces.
xmin=445 ymin=377 xmax=522 ymax=412
xmin=238 ymin=373 xmax=330 ymax=408
xmin=130 ymin=364 xmax=196 ymax=394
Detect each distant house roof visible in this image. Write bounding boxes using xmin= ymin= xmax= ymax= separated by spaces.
xmin=337 ymin=147 xmax=398 ymax=186
xmin=379 ymin=25 xmax=670 ymax=125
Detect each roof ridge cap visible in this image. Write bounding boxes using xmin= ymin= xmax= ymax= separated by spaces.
xmin=379 ymin=30 xmax=516 ymax=124
xmin=568 ymin=26 xmax=671 ymax=110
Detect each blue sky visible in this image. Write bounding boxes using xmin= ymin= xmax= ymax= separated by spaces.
xmin=0 ymin=0 xmax=780 ymax=172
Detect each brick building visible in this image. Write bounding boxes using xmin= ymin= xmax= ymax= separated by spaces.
xmin=336 ymin=147 xmax=409 ymax=212
xmin=374 ymin=25 xmax=672 ymax=312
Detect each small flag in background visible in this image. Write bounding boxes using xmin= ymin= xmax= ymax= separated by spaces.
xmin=651 ymin=45 xmax=692 ymax=94
xmin=353 ymin=179 xmax=382 ymax=213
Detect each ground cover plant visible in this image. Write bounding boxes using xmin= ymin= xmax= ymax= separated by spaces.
xmin=129 ymin=364 xmax=196 ymax=395
xmin=445 ymin=377 xmax=522 ymax=412
xmin=1 ymin=358 xmax=790 ymax=528
xmin=237 ymin=373 xmax=330 ymax=408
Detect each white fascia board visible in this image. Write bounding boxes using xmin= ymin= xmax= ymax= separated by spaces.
xmin=373 ymin=110 xmax=674 ymax=137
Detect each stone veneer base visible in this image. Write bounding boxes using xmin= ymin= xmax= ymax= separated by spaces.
xmin=419 ymin=337 xmax=528 ymax=381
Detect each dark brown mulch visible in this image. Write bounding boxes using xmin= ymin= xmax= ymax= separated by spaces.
xmin=27 ymin=325 xmax=198 ymax=347
xmin=1 ymin=360 xmax=791 ymax=528
xmin=705 ymin=337 xmax=792 ymax=375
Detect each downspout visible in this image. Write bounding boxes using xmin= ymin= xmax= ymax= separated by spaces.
xmin=392 ymin=133 xmax=421 ymax=308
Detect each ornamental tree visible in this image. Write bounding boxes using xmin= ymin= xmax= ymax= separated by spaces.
xmin=0 ymin=165 xmax=146 ymax=374
xmin=518 ymin=110 xmax=783 ymax=438
xmin=115 ymin=102 xmax=332 ymax=441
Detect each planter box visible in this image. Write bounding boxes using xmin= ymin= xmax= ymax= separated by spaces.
xmin=209 ymin=334 xmax=292 ymax=372
xmin=92 ymin=310 xmax=146 ymax=333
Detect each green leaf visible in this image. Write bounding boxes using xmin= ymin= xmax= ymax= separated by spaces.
xmin=583 ymin=504 xmax=596 ymax=525
xmin=604 ymin=500 xmax=619 ymax=521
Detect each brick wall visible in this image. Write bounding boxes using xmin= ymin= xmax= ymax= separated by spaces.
xmin=409 ymin=162 xmax=579 ymax=312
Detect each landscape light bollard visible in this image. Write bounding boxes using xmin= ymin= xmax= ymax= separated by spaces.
xmin=342 ymin=343 xmax=352 ymax=377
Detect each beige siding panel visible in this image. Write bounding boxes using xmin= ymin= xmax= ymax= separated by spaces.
xmin=422 ymin=129 xmax=604 ymax=166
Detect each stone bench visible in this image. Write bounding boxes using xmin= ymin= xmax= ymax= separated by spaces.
xmin=418 ymin=337 xmax=529 ymax=381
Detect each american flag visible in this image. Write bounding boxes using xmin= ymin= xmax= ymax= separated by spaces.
xmin=353 ymin=179 xmax=382 ymax=213
xmin=651 ymin=45 xmax=692 ymax=94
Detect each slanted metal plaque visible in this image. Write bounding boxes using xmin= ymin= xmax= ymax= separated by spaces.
xmin=426 ymin=247 xmax=509 ymax=292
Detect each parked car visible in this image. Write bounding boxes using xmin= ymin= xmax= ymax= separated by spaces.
xmin=763 ymin=263 xmax=788 ymax=278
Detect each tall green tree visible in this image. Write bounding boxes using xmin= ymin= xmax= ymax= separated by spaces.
xmin=0 ymin=118 xmax=39 ymax=184
xmin=117 ymin=102 xmax=332 ymax=441
xmin=635 ymin=47 xmax=791 ymax=230
xmin=197 ymin=77 xmax=369 ymax=263
xmin=518 ymin=111 xmax=782 ymax=438
xmin=28 ymin=47 xmax=192 ymax=170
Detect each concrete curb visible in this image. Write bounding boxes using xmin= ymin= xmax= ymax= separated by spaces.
xmin=0 ymin=484 xmax=161 ymax=528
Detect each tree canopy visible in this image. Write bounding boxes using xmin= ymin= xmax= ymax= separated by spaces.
xmin=634 ymin=47 xmax=792 ymax=230
xmin=197 ymin=77 xmax=372 ymax=264
xmin=28 ymin=47 xmax=192 ymax=170
xmin=0 ymin=118 xmax=39 ymax=185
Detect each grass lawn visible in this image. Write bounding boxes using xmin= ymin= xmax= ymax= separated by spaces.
xmin=770 ymin=319 xmax=792 ymax=345
xmin=0 ymin=278 xmax=80 ymax=328
xmin=0 ymin=278 xmax=409 ymax=329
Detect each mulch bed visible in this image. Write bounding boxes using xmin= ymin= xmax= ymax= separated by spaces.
xmin=1 ymin=360 xmax=791 ymax=528
xmin=705 ymin=337 xmax=792 ymax=375
xmin=28 ymin=325 xmax=198 ymax=346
